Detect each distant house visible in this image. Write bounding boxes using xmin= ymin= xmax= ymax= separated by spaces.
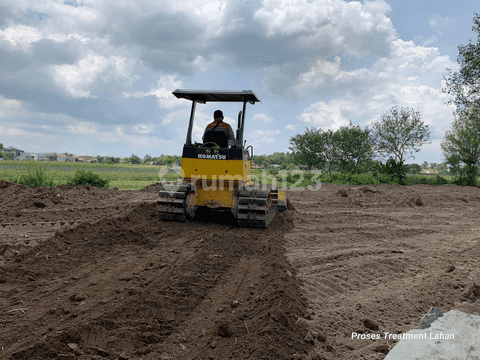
xmin=5 ymin=148 xmax=25 ymax=160
xmin=77 ymin=156 xmax=91 ymax=163
xmin=25 ymin=153 xmax=38 ymax=161
xmin=57 ymin=153 xmax=78 ymax=162
xmin=56 ymin=154 xmax=67 ymax=162
xmin=421 ymin=169 xmax=439 ymax=176
xmin=44 ymin=152 xmax=57 ymax=161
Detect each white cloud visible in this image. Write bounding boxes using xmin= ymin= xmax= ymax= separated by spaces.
xmin=123 ymin=75 xmax=186 ymax=109
xmin=54 ymin=54 xmax=137 ymax=98
xmin=288 ymin=38 xmax=457 ymax=137
xmin=0 ymin=24 xmax=91 ymax=49
xmin=253 ymin=113 xmax=273 ymax=124
xmin=298 ymin=100 xmax=350 ymax=130
xmin=5 ymin=128 xmax=26 ymax=136
xmin=67 ymin=121 xmax=99 ymax=134
xmin=132 ymin=124 xmax=155 ymax=134
xmin=254 ymin=0 xmax=396 ymax=57
xmin=285 ymin=124 xmax=299 ymax=130
xmin=247 ymin=129 xmax=281 ymax=144
xmin=422 ymin=35 xmax=438 ymax=46
xmin=0 ymin=25 xmax=43 ymax=46
xmin=0 ymin=97 xmax=24 ymax=119
xmin=428 ymin=16 xmax=453 ymax=31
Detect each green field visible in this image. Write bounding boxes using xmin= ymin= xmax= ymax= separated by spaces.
xmin=0 ymin=160 xmax=471 ymax=190
xmin=0 ymin=161 xmax=173 ymax=190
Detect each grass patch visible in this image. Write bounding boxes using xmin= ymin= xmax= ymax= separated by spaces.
xmin=8 ymin=163 xmax=56 ymax=187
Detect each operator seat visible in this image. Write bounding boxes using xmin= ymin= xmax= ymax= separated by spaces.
xmin=203 ymin=131 xmax=229 ymax=148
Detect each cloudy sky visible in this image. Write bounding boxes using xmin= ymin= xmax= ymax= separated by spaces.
xmin=0 ymin=0 xmax=477 ymax=163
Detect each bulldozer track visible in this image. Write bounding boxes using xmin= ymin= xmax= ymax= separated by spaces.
xmin=237 ymin=188 xmax=288 ymax=228
xmin=157 ymin=182 xmax=190 ymax=222
xmin=158 ymin=183 xmax=289 ymax=228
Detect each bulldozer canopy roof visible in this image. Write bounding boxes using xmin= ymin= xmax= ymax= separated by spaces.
xmin=172 ymin=89 xmax=260 ymax=104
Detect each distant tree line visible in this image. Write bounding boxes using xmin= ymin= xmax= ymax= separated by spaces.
xmin=125 ymin=154 xmax=183 ymax=166
xmin=289 ymin=106 xmax=431 ymax=183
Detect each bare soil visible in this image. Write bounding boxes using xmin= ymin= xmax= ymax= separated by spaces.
xmin=0 ymin=180 xmax=479 ymax=360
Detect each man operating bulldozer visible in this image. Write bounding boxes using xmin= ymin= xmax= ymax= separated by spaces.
xmin=202 ymin=110 xmax=236 ymax=147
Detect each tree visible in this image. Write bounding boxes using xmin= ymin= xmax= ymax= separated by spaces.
xmin=437 ymin=162 xmax=448 ymax=174
xmin=143 ymin=154 xmax=152 ymax=164
xmin=331 ymin=122 xmax=375 ymax=173
xmin=421 ymin=161 xmax=429 ymax=169
xmin=129 ymin=154 xmax=141 ymax=164
xmin=106 ymin=156 xmax=118 ymax=164
xmin=267 ymin=152 xmax=294 ymax=169
xmin=152 ymin=155 xmax=164 ymax=165
xmin=172 ymin=155 xmax=182 ymax=166
xmin=289 ymin=128 xmax=329 ymax=169
xmin=3 ymin=151 xmax=14 ymax=160
xmin=441 ymin=105 xmax=480 ymax=186
xmin=372 ymin=106 xmax=431 ymax=163
xmin=163 ymin=155 xmax=174 ymax=168
xmin=443 ymin=13 xmax=480 ymax=114
xmin=0 ymin=143 xmax=3 ymax=158
xmin=252 ymin=155 xmax=269 ymax=167
xmin=405 ymin=163 xmax=422 ymax=174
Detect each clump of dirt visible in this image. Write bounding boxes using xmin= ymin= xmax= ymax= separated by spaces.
xmin=463 ymin=270 xmax=480 ymax=301
xmin=337 ymin=189 xmax=348 ymax=197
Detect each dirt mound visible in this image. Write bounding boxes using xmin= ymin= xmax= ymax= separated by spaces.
xmin=139 ymin=182 xmax=164 ymax=193
xmin=0 ymin=183 xmax=310 ymax=359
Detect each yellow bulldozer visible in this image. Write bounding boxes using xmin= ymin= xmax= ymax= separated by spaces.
xmin=158 ymin=89 xmax=288 ymax=228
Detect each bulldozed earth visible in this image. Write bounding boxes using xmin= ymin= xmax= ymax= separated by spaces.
xmin=0 ymin=179 xmax=479 ymax=360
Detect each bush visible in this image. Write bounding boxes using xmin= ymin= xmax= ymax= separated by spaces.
xmin=433 ymin=175 xmax=450 ymax=185
xmin=11 ymin=163 xmax=55 ymax=187
xmin=406 ymin=174 xmax=451 ymax=186
xmin=267 ymin=165 xmax=279 ymax=176
xmin=286 ymin=172 xmax=302 ymax=184
xmin=68 ymin=169 xmax=109 ymax=188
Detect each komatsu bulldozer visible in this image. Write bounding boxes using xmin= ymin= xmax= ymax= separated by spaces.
xmin=158 ymin=89 xmax=288 ymax=228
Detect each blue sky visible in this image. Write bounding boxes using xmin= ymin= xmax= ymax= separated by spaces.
xmin=0 ymin=0 xmax=477 ymax=163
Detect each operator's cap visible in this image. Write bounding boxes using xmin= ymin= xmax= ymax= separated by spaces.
xmin=214 ymin=110 xmax=224 ymax=119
